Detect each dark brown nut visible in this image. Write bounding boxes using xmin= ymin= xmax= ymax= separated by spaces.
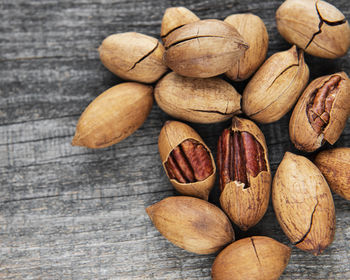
xmin=211 ymin=236 xmax=291 ymax=280
xmin=99 ymin=32 xmax=168 ymax=83
xmin=314 ymin=147 xmax=350 ymax=200
xmin=146 ymin=196 xmax=234 ymax=254
xmin=72 ymin=83 xmax=153 ymax=149
xmin=160 ymin=7 xmax=199 ymax=45
xmin=242 ymin=45 xmax=309 ymax=124
xmin=272 ymin=152 xmax=336 ymax=255
xmin=289 ymin=72 xmax=350 ymax=152
xmin=225 ymin=13 xmax=269 ymax=81
xmin=158 ymin=121 xmax=216 ymax=200
xmin=155 ymin=72 xmax=241 ymax=124
xmin=217 ymin=117 xmax=271 ymax=230
xmin=276 ymin=0 xmax=350 ymax=58
xmin=164 ymin=19 xmax=249 ymax=78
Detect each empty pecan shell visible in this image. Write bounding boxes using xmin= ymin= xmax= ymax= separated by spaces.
xmin=289 ymin=72 xmax=350 ymax=152
xmin=217 ymin=117 xmax=271 ymax=230
xmin=158 ymin=121 xmax=216 ymax=200
xmin=272 ymin=152 xmax=335 ymax=255
xmin=314 ymin=147 xmax=350 ymax=200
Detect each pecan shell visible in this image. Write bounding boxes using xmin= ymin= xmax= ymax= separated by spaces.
xmin=289 ymin=72 xmax=350 ymax=152
xmin=217 ymin=117 xmax=271 ymax=230
xmin=242 ymin=45 xmax=309 ymax=124
xmin=164 ymin=19 xmax=249 ymax=78
xmin=158 ymin=120 xmax=216 ymax=200
xmin=314 ymin=147 xmax=350 ymax=201
xmin=272 ymin=152 xmax=335 ymax=255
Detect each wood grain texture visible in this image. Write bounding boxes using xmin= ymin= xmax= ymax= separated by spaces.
xmin=0 ymin=0 xmax=349 ymax=279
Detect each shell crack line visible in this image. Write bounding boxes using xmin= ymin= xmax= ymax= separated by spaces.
xmin=128 ymin=42 xmax=159 ymax=71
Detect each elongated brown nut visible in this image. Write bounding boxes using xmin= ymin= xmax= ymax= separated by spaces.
xmin=290 ymin=72 xmax=350 ymax=152
xmin=160 ymin=7 xmax=199 ymax=44
xmin=272 ymin=152 xmax=335 ymax=255
xmin=146 ymin=196 xmax=234 ymax=254
xmin=217 ymin=117 xmax=271 ymax=230
xmin=242 ymin=45 xmax=309 ymax=123
xmin=314 ymin=147 xmax=350 ymax=200
xmin=212 ymin=236 xmax=291 ymax=280
xmin=159 ymin=121 xmax=216 ymax=200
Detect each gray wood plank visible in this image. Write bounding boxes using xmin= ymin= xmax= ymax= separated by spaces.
xmin=1 ymin=0 xmax=350 ymax=279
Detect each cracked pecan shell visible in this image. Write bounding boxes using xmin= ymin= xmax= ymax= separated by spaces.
xmin=217 ymin=117 xmax=271 ymax=230
xmin=211 ymin=236 xmax=291 ymax=280
xmin=146 ymin=196 xmax=234 ymax=255
xmin=155 ymin=72 xmax=241 ymax=124
xmin=158 ymin=120 xmax=216 ymax=200
xmin=276 ymin=0 xmax=350 ymax=59
xmin=160 ymin=7 xmax=199 ymax=45
xmin=289 ymin=72 xmax=350 ymax=152
xmin=242 ymin=45 xmax=309 ymax=124
xmin=272 ymin=152 xmax=335 ymax=255
xmin=314 ymin=147 xmax=350 ymax=201
xmin=99 ymin=32 xmax=168 ymax=83
xmin=164 ymin=19 xmax=249 ymax=78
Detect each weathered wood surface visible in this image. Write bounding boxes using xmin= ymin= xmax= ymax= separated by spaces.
xmin=0 ymin=0 xmax=349 ymax=279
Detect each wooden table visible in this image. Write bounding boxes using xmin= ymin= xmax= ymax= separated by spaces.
xmin=1 ymin=0 xmax=349 ymax=279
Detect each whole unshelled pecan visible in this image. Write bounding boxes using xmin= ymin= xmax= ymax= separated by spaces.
xmin=217 ymin=117 xmax=271 ymax=231
xmin=158 ymin=121 xmax=216 ymax=200
xmin=290 ymin=72 xmax=350 ymax=152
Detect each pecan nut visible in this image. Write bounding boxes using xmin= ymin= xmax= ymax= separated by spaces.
xmin=158 ymin=121 xmax=216 ymax=200
xmin=290 ymin=72 xmax=350 ymax=152
xmin=217 ymin=117 xmax=271 ymax=230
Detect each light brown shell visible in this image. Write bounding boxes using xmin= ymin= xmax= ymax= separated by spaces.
xmin=289 ymin=72 xmax=350 ymax=152
xmin=211 ymin=236 xmax=291 ymax=280
xmin=220 ymin=117 xmax=271 ymax=231
xmin=276 ymin=0 xmax=350 ymax=58
xmin=314 ymin=147 xmax=350 ymax=200
xmin=225 ymin=13 xmax=269 ymax=81
xmin=272 ymin=152 xmax=335 ymax=255
xmin=242 ymin=45 xmax=309 ymax=124
xmin=155 ymin=72 xmax=241 ymax=124
xmin=72 ymin=83 xmax=153 ymax=149
xmin=164 ymin=19 xmax=248 ymax=78
xmin=146 ymin=196 xmax=234 ymax=254
xmin=160 ymin=7 xmax=199 ymax=44
xmin=99 ymin=32 xmax=167 ymax=83
xmin=158 ymin=120 xmax=216 ymax=200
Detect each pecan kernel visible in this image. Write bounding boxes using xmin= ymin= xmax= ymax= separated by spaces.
xmin=307 ymin=75 xmax=341 ymax=134
xmin=217 ymin=129 xmax=267 ymax=191
xmin=165 ymin=139 xmax=213 ymax=184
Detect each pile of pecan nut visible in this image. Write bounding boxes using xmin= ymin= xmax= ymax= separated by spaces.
xmin=72 ymin=0 xmax=350 ymax=279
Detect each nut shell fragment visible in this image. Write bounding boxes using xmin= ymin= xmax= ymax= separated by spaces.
xmin=155 ymin=72 xmax=241 ymax=124
xmin=272 ymin=152 xmax=335 ymax=255
xmin=158 ymin=120 xmax=216 ymax=200
xmin=276 ymin=0 xmax=350 ymax=58
xmin=99 ymin=32 xmax=168 ymax=83
xmin=314 ymin=147 xmax=350 ymax=200
xmin=164 ymin=19 xmax=249 ymax=78
xmin=289 ymin=72 xmax=350 ymax=152
xmin=146 ymin=196 xmax=234 ymax=254
xmin=211 ymin=236 xmax=291 ymax=280
xmin=72 ymin=83 xmax=153 ymax=148
xmin=242 ymin=45 xmax=309 ymax=124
